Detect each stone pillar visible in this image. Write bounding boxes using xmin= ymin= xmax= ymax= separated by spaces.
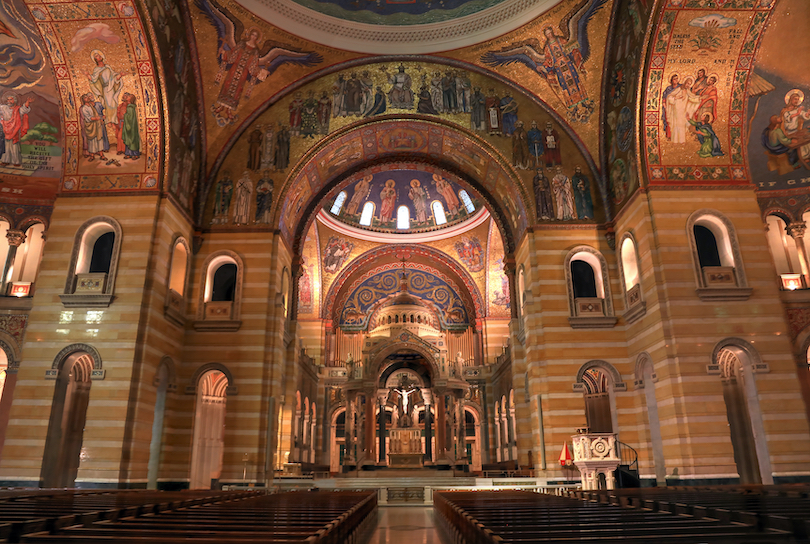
xmin=0 ymin=230 xmax=26 ymax=295
xmin=456 ymin=393 xmax=467 ymax=464
xmin=378 ymin=395 xmax=387 ymax=463
xmin=787 ymin=222 xmax=810 ymax=288
xmin=503 ymin=255 xmax=518 ymax=320
xmin=422 ymin=388 xmax=433 ymax=463
xmin=344 ymin=392 xmax=356 ymax=466
xmin=435 ymin=389 xmax=446 ymax=462
xmin=364 ymin=391 xmax=376 ymax=463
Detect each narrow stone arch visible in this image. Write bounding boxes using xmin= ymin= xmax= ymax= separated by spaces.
xmin=366 ymin=340 xmax=441 ymax=385
xmin=633 ymin=352 xmax=655 ymax=387
xmin=154 ymin=356 xmax=178 ymax=392
xmin=575 ymin=360 xmax=625 ymax=391
xmin=686 ymin=209 xmax=750 ymax=291
xmin=51 ymin=343 xmax=102 ymax=371
xmin=187 ymin=362 xmax=238 ymax=396
xmin=710 ymin=337 xmax=773 ymax=485
xmin=61 ymin=216 xmax=123 ymax=306
xmin=195 ymin=249 xmax=245 ymax=322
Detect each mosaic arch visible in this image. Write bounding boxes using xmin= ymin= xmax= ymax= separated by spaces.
xmin=337 ymin=264 xmax=471 ymax=332
xmin=323 ymin=244 xmax=485 ymax=326
xmin=640 ymin=0 xmax=777 ymax=191
xmin=272 ymin=117 xmax=531 ymax=255
xmin=196 ymin=57 xmax=605 ymax=228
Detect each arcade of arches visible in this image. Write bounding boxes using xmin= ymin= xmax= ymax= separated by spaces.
xmin=0 ymin=0 xmax=810 ymax=492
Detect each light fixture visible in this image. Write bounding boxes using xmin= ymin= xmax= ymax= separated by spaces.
xmin=781 ymin=274 xmax=803 ymax=291
xmin=8 ymin=282 xmax=31 ymax=297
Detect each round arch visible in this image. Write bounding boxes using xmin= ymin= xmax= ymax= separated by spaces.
xmin=323 ymin=243 xmax=486 ymax=324
xmin=51 ymin=343 xmax=102 ymax=371
xmin=279 ymin=116 xmax=529 ymax=256
xmin=197 ymin=54 xmax=601 ymax=220
xmin=188 ymin=362 xmax=238 ymax=395
xmin=365 ymin=341 xmax=441 ymax=383
xmin=575 ymin=360 xmax=623 ymax=388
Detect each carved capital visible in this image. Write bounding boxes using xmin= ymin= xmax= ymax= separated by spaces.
xmin=787 ymin=222 xmax=807 ymax=239
xmin=6 ymin=230 xmax=26 ymax=247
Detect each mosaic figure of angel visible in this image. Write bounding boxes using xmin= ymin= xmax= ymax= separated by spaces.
xmin=195 ymin=0 xmax=322 ymax=126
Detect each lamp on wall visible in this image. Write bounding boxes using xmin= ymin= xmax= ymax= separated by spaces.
xmin=8 ymin=282 xmax=31 ymax=297
xmin=780 ymin=274 xmax=803 ymax=291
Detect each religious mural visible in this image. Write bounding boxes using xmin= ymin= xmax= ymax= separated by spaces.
xmin=486 ymin=221 xmax=510 ymax=318
xmin=746 ymin=0 xmax=810 ymax=196
xmin=205 ymin=60 xmax=605 ymax=237
xmin=0 ymin=0 xmax=62 ymax=203
xmin=603 ymin=0 xmax=650 ymax=214
xmin=337 ymin=264 xmax=470 ymax=331
xmin=298 ymin=221 xmax=321 ymax=317
xmin=327 ymin=168 xmax=480 ymax=233
xmin=481 ymin=0 xmax=608 ymax=124
xmin=643 ymin=1 xmax=775 ymax=187
xmin=19 ymin=0 xmax=163 ymax=193
xmin=144 ymin=0 xmax=204 ymax=213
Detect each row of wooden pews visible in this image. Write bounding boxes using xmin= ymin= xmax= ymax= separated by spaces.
xmin=433 ymin=489 xmax=798 ymax=543
xmin=0 ymin=489 xmax=377 ymax=543
xmin=565 ymin=484 xmax=810 ymax=541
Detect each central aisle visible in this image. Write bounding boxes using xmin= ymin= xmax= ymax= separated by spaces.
xmin=366 ymin=506 xmax=446 ymax=544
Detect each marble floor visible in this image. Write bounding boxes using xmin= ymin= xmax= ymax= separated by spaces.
xmin=364 ymin=506 xmax=447 ymax=544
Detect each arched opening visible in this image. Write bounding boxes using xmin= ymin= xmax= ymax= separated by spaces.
xmin=330 ymin=191 xmax=347 ymax=214
xmin=715 ymin=344 xmax=772 ymax=484
xmin=396 ymin=206 xmax=410 ymax=229
xmin=581 ymin=367 xmax=615 ymax=433
xmin=211 ymin=264 xmax=237 ymax=302
xmin=464 ymin=407 xmax=482 ymax=471
xmin=571 ymin=260 xmax=598 ymax=298
xmin=359 ymin=202 xmax=374 ymax=226
xmin=88 ymin=232 xmax=115 ymax=274
xmin=7 ymin=223 xmax=46 ymax=296
xmin=41 ymin=351 xmax=96 ymax=488
xmin=189 ymin=369 xmax=229 ymax=489
xmin=169 ymin=241 xmax=188 ymax=295
xmin=694 ymin=225 xmax=721 ymax=268
xmin=620 ymin=236 xmax=640 ymax=291
xmin=432 ymin=201 xmax=447 ymax=225
xmin=0 ymin=350 xmax=7 ymax=406
xmin=330 ymin=409 xmax=346 ymax=473
xmin=147 ymin=361 xmax=171 ymax=489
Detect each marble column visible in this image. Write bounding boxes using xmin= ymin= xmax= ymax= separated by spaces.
xmin=422 ymin=388 xmax=433 ymax=463
xmin=344 ymin=392 xmax=356 ymax=465
xmin=0 ymin=230 xmax=26 ymax=295
xmin=435 ymin=389 xmax=446 ymax=461
xmin=787 ymin=222 xmax=810 ymax=288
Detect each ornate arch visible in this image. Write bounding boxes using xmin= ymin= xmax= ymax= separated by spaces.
xmin=575 ymin=360 xmax=625 ymax=391
xmin=155 ymin=356 xmax=178 ymax=391
xmin=0 ymin=332 xmax=20 ymax=374
xmin=365 ymin=336 xmax=441 ymax=383
xmin=686 ymin=209 xmax=749 ymax=289
xmin=275 ymin=116 xmax=529 ymax=255
xmin=323 ymin=244 xmax=485 ymax=324
xmin=564 ymin=245 xmax=615 ymax=317
xmin=195 ymin=249 xmax=245 ymax=321
xmin=187 ymin=362 xmax=238 ymax=396
xmin=51 ymin=343 xmax=102 ymax=371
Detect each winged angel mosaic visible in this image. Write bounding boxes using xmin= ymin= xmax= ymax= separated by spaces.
xmin=195 ymin=0 xmax=323 ymax=126
xmin=481 ymin=0 xmax=607 ymax=123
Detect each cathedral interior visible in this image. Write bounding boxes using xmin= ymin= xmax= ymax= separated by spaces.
xmin=1 ymin=0 xmax=810 ymax=501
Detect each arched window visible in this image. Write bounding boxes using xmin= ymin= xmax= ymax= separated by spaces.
xmin=211 ymin=264 xmax=237 ymax=301
xmin=459 ymin=190 xmax=475 ymax=213
xmin=164 ymin=237 xmax=190 ymax=326
xmin=359 ymin=202 xmax=375 ymax=226
xmin=5 ymin=222 xmax=46 ymax=297
xmin=517 ymin=267 xmax=525 ymax=315
xmin=196 ymin=251 xmax=243 ymax=329
xmin=330 ymin=191 xmax=347 ymax=215
xmin=61 ymin=216 xmax=122 ymax=308
xmin=281 ymin=268 xmax=290 ymax=318
xmin=432 ymin=201 xmax=447 ymax=225
xmin=575 ymin=360 xmax=624 ymax=436
xmin=618 ymin=233 xmax=645 ymax=322
xmin=571 ymin=260 xmax=597 ymax=298
xmin=694 ymin=225 xmax=721 ymax=267
xmin=397 ymin=206 xmax=410 ymax=229
xmin=564 ymin=247 xmax=616 ymax=328
xmin=687 ymin=210 xmax=751 ymax=300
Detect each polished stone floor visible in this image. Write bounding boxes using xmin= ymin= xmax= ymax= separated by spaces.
xmin=365 ymin=506 xmax=447 ymax=544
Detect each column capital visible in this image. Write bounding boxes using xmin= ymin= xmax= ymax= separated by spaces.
xmin=787 ymin=221 xmax=807 ymax=239
xmin=6 ymin=230 xmax=26 ymax=247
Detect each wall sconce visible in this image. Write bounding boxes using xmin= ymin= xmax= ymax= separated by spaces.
xmin=8 ymin=282 xmax=31 ymax=297
xmin=781 ymin=274 xmax=803 ymax=291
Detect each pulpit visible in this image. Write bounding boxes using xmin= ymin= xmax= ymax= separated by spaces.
xmin=388 ymin=428 xmax=422 ymax=468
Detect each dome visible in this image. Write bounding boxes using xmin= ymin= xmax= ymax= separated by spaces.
xmin=326 ymin=167 xmax=481 ymax=236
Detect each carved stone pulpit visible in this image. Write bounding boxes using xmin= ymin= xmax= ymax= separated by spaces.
xmin=571 ymin=431 xmax=620 ymax=490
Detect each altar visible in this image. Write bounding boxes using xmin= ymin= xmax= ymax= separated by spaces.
xmin=388 ymin=428 xmax=422 ymax=468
